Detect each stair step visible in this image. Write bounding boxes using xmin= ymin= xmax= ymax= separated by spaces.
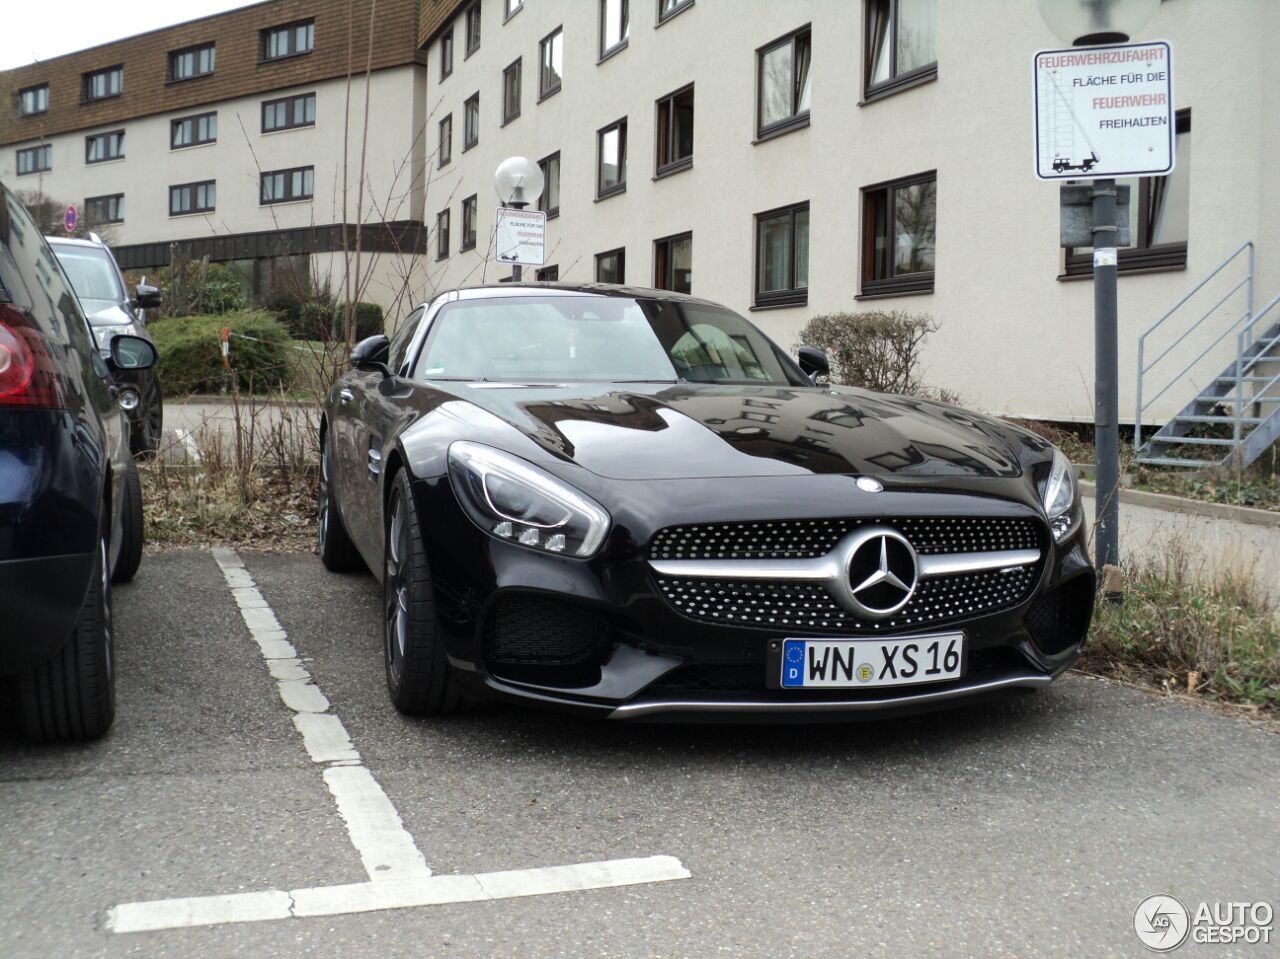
xmin=1216 ymin=375 xmax=1279 ymax=384
xmin=1173 ymin=415 xmax=1264 ymax=425
xmin=1150 ymin=435 xmax=1238 ymax=447
xmin=1197 ymin=394 xmax=1280 ymax=404
xmin=1133 ymin=455 xmax=1218 ymax=469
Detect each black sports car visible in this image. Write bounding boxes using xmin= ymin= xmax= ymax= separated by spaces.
xmin=321 ymin=285 xmax=1094 ymax=721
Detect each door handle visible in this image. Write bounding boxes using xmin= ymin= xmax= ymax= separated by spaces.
xmin=339 ymin=388 xmax=354 ymax=403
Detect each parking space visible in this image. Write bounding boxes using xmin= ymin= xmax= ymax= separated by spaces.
xmin=2 ymin=549 xmax=1277 ymax=958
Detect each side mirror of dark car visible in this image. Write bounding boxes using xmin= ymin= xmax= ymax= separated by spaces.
xmin=109 ymin=334 xmax=158 ymax=371
xmin=797 ymin=345 xmax=830 ymax=383
xmin=132 ymin=282 xmax=162 ymax=311
xmin=351 ymin=334 xmax=392 ymax=377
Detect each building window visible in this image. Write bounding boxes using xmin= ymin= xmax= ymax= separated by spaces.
xmin=261 ymin=166 xmax=315 ymax=205
xmin=19 ymin=85 xmax=48 ymax=116
xmin=539 ymin=27 xmax=563 ymax=100
xmin=505 ymin=0 xmax=523 ymax=21
xmin=171 ymin=112 xmax=217 ymax=149
xmin=654 ymin=232 xmax=692 ymax=294
xmin=1064 ymin=111 xmax=1191 ymax=276
xmin=461 ymin=195 xmax=478 ymax=251
xmin=862 ymin=172 xmax=935 ymax=295
xmin=755 ymin=201 xmax=809 ymax=307
xmin=599 ymin=0 xmax=629 ymax=59
xmin=170 ymin=180 xmax=216 ymax=216
xmin=463 ymin=93 xmax=479 ymax=150
xmin=440 ymin=27 xmax=454 ymax=79
xmin=85 ymin=130 xmax=125 ymax=164
xmin=262 ymin=93 xmax=316 ymax=133
xmin=86 ymin=194 xmax=124 ymax=224
xmin=502 ymin=58 xmax=522 ymax=124
xmin=655 ymin=84 xmax=694 ymax=176
xmin=536 ymin=265 xmax=559 ymax=281
xmin=436 ymin=209 xmax=450 ymax=260
xmin=658 ymin=0 xmax=694 ymax=24
xmin=439 ymin=114 xmax=453 ymax=167
xmin=538 ymin=152 xmax=560 ymax=218
xmin=596 ymin=117 xmax=627 ymax=199
xmin=465 ymin=3 xmax=482 ymax=57
xmin=263 ymin=20 xmax=314 ymax=61
xmin=865 ymin=0 xmax=938 ymax=99
xmin=170 ymin=43 xmax=216 ymax=82
xmin=16 ymin=144 xmax=52 ymax=176
xmin=757 ymin=27 xmax=811 ymax=140
xmin=84 ymin=66 xmax=123 ymax=101
xmin=596 ymin=248 xmax=625 ymax=284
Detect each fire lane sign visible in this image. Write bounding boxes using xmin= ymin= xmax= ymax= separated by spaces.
xmin=493 ymin=207 xmax=546 ymax=267
xmin=1033 ymin=40 xmax=1174 ymax=180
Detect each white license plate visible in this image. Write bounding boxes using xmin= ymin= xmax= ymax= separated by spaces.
xmin=780 ymin=633 xmax=965 ymax=689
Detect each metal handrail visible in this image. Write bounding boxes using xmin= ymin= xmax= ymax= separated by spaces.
xmin=1136 ymin=241 xmax=1255 ymax=450
xmin=1232 ymin=292 xmax=1280 ymax=444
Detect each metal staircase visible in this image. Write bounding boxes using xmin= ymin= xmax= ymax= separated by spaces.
xmin=1135 ymin=241 xmax=1280 ymax=469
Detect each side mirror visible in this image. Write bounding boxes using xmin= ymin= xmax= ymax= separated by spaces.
xmin=797 ymin=345 xmax=830 ymax=383
xmin=133 ymin=281 xmax=162 ymax=311
xmin=109 ymin=334 xmax=158 ymax=371
xmin=350 ymin=334 xmax=392 ymax=377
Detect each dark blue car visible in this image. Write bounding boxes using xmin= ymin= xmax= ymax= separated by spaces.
xmin=0 ymin=184 xmax=157 ymax=741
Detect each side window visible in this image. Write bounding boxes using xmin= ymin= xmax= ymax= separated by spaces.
xmin=1 ymin=193 xmax=88 ymax=352
xmin=387 ymin=305 xmax=425 ymax=374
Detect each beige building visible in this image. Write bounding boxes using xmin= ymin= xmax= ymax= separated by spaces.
xmin=3 ymin=0 xmax=1278 ymax=426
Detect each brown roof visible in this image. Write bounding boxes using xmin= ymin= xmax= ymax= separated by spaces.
xmin=1 ymin=0 xmax=424 ymax=146
xmin=418 ymin=0 xmax=469 ymax=50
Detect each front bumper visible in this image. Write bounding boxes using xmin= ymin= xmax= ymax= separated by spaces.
xmin=412 ymin=473 xmax=1095 ymax=721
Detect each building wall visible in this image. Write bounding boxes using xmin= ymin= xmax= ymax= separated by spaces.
xmin=421 ymin=0 xmax=1277 ymax=423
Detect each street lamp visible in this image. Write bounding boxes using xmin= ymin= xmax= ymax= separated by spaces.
xmin=1037 ymin=0 xmax=1158 ymax=580
xmin=494 ymin=156 xmax=544 ymax=282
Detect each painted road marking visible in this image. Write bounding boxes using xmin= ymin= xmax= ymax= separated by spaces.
xmin=105 ymin=549 xmax=689 ymax=933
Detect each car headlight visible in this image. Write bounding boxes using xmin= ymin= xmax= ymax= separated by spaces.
xmin=1040 ymin=447 xmax=1078 ymax=543
xmin=447 ymin=441 xmax=611 ymax=558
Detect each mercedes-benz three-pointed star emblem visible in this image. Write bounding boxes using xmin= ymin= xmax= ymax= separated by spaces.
xmin=842 ymin=528 xmax=918 ymax=620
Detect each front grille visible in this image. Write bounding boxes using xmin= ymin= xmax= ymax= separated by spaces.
xmin=649 ymin=516 xmax=1041 ymax=561
xmin=656 ymin=564 xmax=1040 ymax=633
xmin=484 ymin=594 xmax=610 ymax=665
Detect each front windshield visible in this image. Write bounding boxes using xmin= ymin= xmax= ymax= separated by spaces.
xmin=415 ymin=295 xmax=805 ymax=385
xmin=51 ymin=245 xmax=124 ymax=303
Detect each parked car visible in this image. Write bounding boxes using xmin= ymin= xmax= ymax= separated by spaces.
xmin=320 ymin=285 xmax=1095 ymax=721
xmin=1 ymin=186 xmax=156 ymax=740
xmin=46 ymin=234 xmax=163 ymax=454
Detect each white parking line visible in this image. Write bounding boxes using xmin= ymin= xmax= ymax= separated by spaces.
xmin=105 ymin=548 xmax=689 ymax=934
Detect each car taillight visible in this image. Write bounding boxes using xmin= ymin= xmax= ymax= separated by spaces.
xmin=0 ymin=308 xmax=63 ymax=408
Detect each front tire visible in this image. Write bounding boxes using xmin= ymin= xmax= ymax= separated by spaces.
xmin=319 ymin=433 xmax=363 ymax=572
xmin=16 ymin=523 xmax=116 ymax=741
xmin=383 ymin=469 xmax=462 ymax=715
xmin=111 ymin=458 xmax=144 ymax=584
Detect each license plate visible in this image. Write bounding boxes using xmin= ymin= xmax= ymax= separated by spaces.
xmin=779 ymin=633 xmax=965 ymax=689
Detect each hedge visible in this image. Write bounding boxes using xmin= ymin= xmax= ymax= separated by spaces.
xmin=150 ymin=311 xmax=291 ymax=397
xmin=264 ymin=294 xmax=384 ymax=342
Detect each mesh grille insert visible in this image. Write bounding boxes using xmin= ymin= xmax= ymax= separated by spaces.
xmin=485 ymin=595 xmax=610 ymax=665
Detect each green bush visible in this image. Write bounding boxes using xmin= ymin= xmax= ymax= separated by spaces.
xmin=151 ymin=311 xmax=290 ymax=397
xmin=263 ymin=293 xmax=382 ymax=342
xmin=350 ymin=302 xmax=384 ymax=341
xmin=154 ymin=260 xmax=248 ymax=317
xmin=797 ymin=311 xmax=939 ymax=395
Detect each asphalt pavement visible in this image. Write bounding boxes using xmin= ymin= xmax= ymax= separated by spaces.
xmin=1 ymin=549 xmax=1276 ymax=959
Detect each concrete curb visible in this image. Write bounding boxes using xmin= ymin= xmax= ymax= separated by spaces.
xmin=1079 ymin=480 xmax=1280 ymax=529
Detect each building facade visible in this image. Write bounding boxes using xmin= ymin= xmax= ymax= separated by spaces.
xmin=3 ymin=0 xmax=1278 ymax=423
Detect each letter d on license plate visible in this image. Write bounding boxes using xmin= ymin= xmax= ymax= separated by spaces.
xmin=779 ymin=633 xmax=965 ymax=689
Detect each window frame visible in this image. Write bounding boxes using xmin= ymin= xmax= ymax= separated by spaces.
xmin=596 ymin=117 xmax=628 ymax=200
xmin=261 ymin=19 xmax=315 ymax=62
xmin=599 ymin=0 xmax=630 ymax=61
xmin=461 ymin=195 xmax=478 ymax=251
xmin=863 ymin=0 xmax=939 ymax=103
xmin=465 ymin=3 xmax=482 ymax=58
xmin=537 ymin=152 xmax=561 ymax=219
xmin=83 ymin=66 xmax=124 ymax=102
xmin=755 ymin=25 xmax=811 ymax=142
xmin=536 ymin=265 xmax=559 ymax=281
xmin=595 ymin=247 xmax=626 ymax=284
xmin=504 ymin=0 xmax=523 ymax=22
xmin=18 ymin=84 xmax=49 ymax=116
xmin=753 ymin=200 xmax=810 ymax=309
xmin=438 ymin=114 xmax=453 ymax=167
xmin=169 ymin=179 xmax=216 ymax=217
xmin=168 ymin=43 xmax=216 ymax=83
xmin=654 ymin=231 xmax=693 ymax=294
xmin=539 ymin=27 xmax=563 ymax=101
xmin=657 ymin=0 xmax=694 ymax=26
xmin=502 ymin=57 xmax=522 ymax=125
xmin=261 ymin=93 xmax=316 ymax=134
xmin=436 ymin=208 xmax=451 ymax=261
xmin=260 ymin=165 xmax=315 ymax=205
xmin=655 ymin=83 xmax=694 ymax=177
xmin=440 ymin=27 xmax=454 ymax=80
xmin=463 ymin=92 xmax=480 ymax=151
xmin=859 ymin=170 xmax=936 ymax=297
xmin=85 ymin=129 xmax=125 ymax=164
xmin=16 ymin=144 xmax=52 ymax=176
xmin=171 ymin=111 xmax=218 ymax=149
xmin=85 ymin=193 xmax=125 ymax=225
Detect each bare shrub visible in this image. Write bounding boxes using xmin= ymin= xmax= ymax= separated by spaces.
xmin=798 ymin=311 xmax=939 ymax=396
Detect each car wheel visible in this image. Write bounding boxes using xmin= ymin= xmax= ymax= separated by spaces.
xmin=16 ymin=522 xmax=115 ymax=741
xmin=111 ymin=458 xmax=144 ymax=584
xmin=130 ymin=376 xmax=163 ymax=456
xmin=383 ymin=468 xmax=462 ymax=715
xmin=319 ymin=434 xmax=363 ymax=572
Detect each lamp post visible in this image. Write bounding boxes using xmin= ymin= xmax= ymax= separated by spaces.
xmin=494 ymin=156 xmax=545 ymax=282
xmin=1037 ymin=0 xmax=1158 ymax=575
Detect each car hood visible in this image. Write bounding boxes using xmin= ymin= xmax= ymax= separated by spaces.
xmin=84 ymin=301 xmax=133 ymax=326
xmin=444 ymin=383 xmax=1023 ymax=480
